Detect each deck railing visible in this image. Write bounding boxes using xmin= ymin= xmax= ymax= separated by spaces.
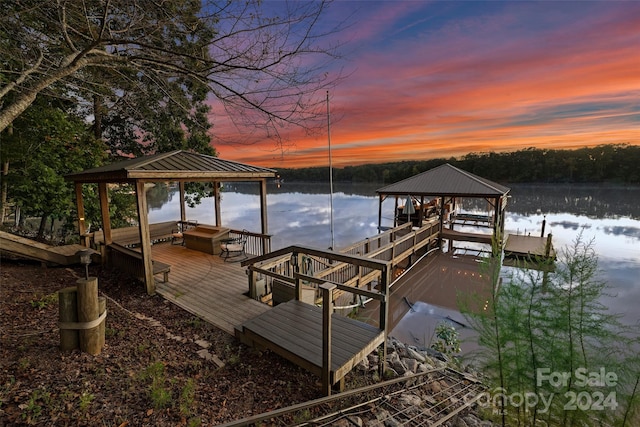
xmin=241 ymin=220 xmax=440 ymax=306
xmin=228 ymin=229 xmax=271 ymax=257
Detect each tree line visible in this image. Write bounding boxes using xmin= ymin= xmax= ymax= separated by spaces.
xmin=277 ymin=144 xmax=640 ymax=184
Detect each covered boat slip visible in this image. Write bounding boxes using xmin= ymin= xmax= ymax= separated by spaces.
xmin=377 ymin=163 xmax=511 ymax=249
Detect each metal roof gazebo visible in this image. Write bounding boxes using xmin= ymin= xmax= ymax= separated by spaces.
xmin=65 ymin=150 xmax=277 ymax=294
xmin=376 ymin=163 xmax=511 ymax=248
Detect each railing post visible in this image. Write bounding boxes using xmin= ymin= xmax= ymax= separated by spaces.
xmin=293 ymin=252 xmax=302 ymax=301
xmin=320 ymin=282 xmax=336 ymax=396
xmin=378 ymin=266 xmax=389 ymax=382
xmin=249 ymin=268 xmax=257 ymax=300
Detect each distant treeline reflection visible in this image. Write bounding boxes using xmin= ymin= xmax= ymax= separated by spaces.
xmin=276 ymin=144 xmax=639 ymax=184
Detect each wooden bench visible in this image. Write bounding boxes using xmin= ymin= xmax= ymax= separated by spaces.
xmin=92 ymin=221 xmax=178 ymax=248
xmin=106 ymin=243 xmax=171 ymax=283
xmin=183 ymin=225 xmax=230 ymax=255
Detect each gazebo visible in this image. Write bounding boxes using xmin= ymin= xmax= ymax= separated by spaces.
xmin=376 ymin=163 xmax=511 ymax=248
xmin=65 ymin=150 xmax=276 ymax=294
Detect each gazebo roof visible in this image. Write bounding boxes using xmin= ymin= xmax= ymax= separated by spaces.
xmin=65 ymin=150 xmax=277 ymax=183
xmin=376 ymin=163 xmax=510 ymax=198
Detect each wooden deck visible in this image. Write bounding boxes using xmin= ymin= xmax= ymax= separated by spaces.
xmin=504 ymin=233 xmax=555 ymax=260
xmin=150 ymin=242 xmax=270 ymax=334
xmin=237 ymin=300 xmax=385 ymax=386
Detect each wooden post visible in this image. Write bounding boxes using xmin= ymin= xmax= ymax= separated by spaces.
xmin=135 ymin=181 xmax=155 ymax=294
xmin=59 ymin=287 xmax=79 ymax=351
xmin=293 ymin=252 xmax=302 ymax=301
xmin=214 ymin=181 xmax=222 ymax=227
xmin=545 ymin=233 xmax=553 ymax=258
xmin=320 ymin=282 xmax=336 ymax=396
xmin=98 ymin=183 xmax=111 ymax=245
xmin=378 ymin=194 xmax=383 ymax=233
xmin=378 ymin=265 xmax=390 ymax=380
xmin=393 ymin=196 xmax=398 ymax=228
xmin=77 ymin=277 xmax=101 ymax=355
xmin=179 ymin=181 xmax=186 ymax=223
xmin=249 ymin=269 xmax=258 ymax=300
xmin=259 ymin=179 xmax=268 ymax=237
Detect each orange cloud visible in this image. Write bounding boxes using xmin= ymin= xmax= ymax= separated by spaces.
xmin=212 ymin=2 xmax=640 ymax=169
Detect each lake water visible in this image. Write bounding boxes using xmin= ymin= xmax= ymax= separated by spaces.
xmin=148 ymin=182 xmax=640 ymax=338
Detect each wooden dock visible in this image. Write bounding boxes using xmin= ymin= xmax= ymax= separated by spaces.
xmin=150 ymin=243 xmax=270 ymax=334
xmin=238 ymin=299 xmax=385 ymax=388
xmin=504 ymin=233 xmax=555 ymax=260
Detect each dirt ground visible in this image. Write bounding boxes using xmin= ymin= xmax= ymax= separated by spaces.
xmin=0 ymin=259 xmax=362 ymax=426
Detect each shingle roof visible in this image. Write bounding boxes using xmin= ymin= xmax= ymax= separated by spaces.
xmin=65 ymin=150 xmax=277 ymax=183
xmin=376 ymin=163 xmax=510 ymax=197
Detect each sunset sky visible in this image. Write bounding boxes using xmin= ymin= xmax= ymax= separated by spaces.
xmin=212 ymin=1 xmax=640 ymax=169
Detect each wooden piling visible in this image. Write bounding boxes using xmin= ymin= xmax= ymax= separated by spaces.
xmin=545 ymin=233 xmax=553 ymax=258
xmin=77 ymin=277 xmax=101 ymax=355
xmin=58 ymin=287 xmax=79 ymax=351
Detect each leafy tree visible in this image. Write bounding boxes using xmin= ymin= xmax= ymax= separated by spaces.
xmin=0 ymin=97 xmax=105 ymax=240
xmin=0 ymin=0 xmax=342 ymax=148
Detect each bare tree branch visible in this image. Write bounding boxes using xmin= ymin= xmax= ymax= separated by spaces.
xmin=0 ymin=0 xmax=345 ymax=143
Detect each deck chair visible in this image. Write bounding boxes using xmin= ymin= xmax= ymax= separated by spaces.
xmin=171 ymin=220 xmax=198 ymax=245
xmin=220 ymin=230 xmax=248 ymax=262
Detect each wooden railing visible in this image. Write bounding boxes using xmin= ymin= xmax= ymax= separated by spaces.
xmin=241 ymin=219 xmax=440 ymax=306
xmin=228 ymin=229 xmax=271 ymax=257
xmin=91 ymin=221 xmax=178 ymax=248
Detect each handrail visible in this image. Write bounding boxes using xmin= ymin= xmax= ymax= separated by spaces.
xmin=229 ymin=228 xmax=271 ymax=257
xmin=242 ymin=221 xmax=440 ymax=304
xmin=295 ymin=273 xmax=386 ymax=302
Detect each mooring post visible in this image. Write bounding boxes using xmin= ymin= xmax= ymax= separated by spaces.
xmin=545 ymin=233 xmax=553 ymax=258
xmin=58 ymin=287 xmax=79 ymax=351
xmin=77 ymin=277 xmax=102 ymax=355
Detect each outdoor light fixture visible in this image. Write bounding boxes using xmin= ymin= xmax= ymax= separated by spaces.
xmin=77 ymin=249 xmax=92 ymax=280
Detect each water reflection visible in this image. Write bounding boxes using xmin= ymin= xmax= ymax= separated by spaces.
xmin=147 ymin=182 xmax=640 ymax=337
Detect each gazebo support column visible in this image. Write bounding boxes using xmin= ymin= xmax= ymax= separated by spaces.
xmin=377 ymin=194 xmax=383 ymax=233
xmin=98 ymin=183 xmax=112 ymax=264
xmin=214 ymin=181 xmax=221 ymax=227
xmin=135 ymin=181 xmax=155 ymax=295
xmin=98 ymin=183 xmax=112 ymax=245
xmin=259 ymin=179 xmax=268 ymax=235
xmin=178 ymin=182 xmax=186 ymax=223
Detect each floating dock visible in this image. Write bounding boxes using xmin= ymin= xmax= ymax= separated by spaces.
xmin=504 ymin=233 xmax=555 ymax=260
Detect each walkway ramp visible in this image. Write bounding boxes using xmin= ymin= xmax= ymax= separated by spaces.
xmin=0 ymin=230 xmax=92 ymax=265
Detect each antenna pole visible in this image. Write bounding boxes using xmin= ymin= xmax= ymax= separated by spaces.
xmin=327 ymin=91 xmax=335 ymax=250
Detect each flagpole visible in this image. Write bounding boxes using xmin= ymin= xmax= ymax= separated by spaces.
xmin=327 ymin=90 xmax=335 ymax=250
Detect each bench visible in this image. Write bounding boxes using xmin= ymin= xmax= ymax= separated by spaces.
xmin=106 ymin=243 xmax=171 ymax=283
xmin=183 ymin=225 xmax=230 ymax=255
xmin=91 ymin=221 xmax=178 ymax=248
